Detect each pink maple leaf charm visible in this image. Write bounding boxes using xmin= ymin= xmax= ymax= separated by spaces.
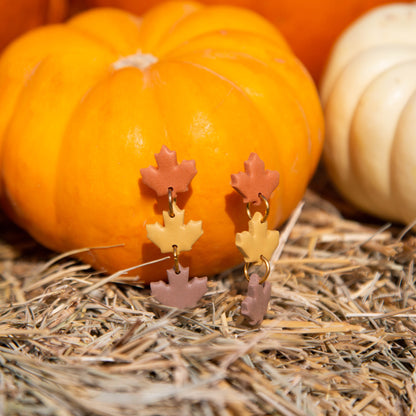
xmin=140 ymin=145 xmax=197 ymax=198
xmin=150 ymin=264 xmax=207 ymax=308
xmin=241 ymin=274 xmax=272 ymax=325
xmin=231 ymin=153 xmax=279 ymax=205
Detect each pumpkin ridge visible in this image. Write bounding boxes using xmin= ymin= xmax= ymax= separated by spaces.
xmin=136 ymin=1 xmax=203 ymax=53
xmin=148 ymin=6 xmax=202 ymax=53
xmin=152 ymin=4 xmax=282 ymax=57
xmin=389 ymin=71 xmax=416 ymax=218
xmin=390 ymin=89 xmax=416 ymax=222
xmin=66 ymin=25 xmax=123 ymax=55
xmin=160 ymin=29 xmax=290 ymax=62
xmin=175 ymin=53 xmax=315 ymax=177
xmin=68 ymin=8 xmax=143 ymax=55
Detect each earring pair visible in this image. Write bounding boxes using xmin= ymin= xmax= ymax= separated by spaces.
xmin=140 ymin=146 xmax=279 ymax=326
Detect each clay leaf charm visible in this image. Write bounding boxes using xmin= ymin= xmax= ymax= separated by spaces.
xmin=241 ymin=274 xmax=272 ymax=325
xmin=140 ymin=145 xmax=197 ymax=197
xmin=235 ymin=211 xmax=279 ymax=263
xmin=151 ymin=264 xmax=207 ymax=308
xmin=231 ymin=153 xmax=279 ymax=205
xmin=146 ymin=201 xmax=203 ymax=253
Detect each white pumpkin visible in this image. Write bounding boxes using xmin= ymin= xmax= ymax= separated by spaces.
xmin=320 ymin=3 xmax=416 ymax=224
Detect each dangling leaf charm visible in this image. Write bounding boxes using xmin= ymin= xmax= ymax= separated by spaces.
xmin=140 ymin=145 xmax=197 ymax=197
xmin=235 ymin=211 xmax=279 ymax=263
xmin=241 ymin=274 xmax=272 ymax=325
xmin=151 ymin=264 xmax=207 ymax=308
xmin=231 ymin=153 xmax=279 ymax=205
xmin=146 ymin=201 xmax=203 ymax=254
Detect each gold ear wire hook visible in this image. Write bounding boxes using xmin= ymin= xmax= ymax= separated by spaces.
xmin=172 ymin=244 xmax=180 ymax=274
xmin=246 ymin=193 xmax=270 ymax=223
xmin=168 ymin=187 xmax=176 ymax=218
xmin=243 ymin=255 xmax=270 ymax=284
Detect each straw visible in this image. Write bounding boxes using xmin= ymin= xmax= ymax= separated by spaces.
xmin=1 ymin=188 xmax=416 ymax=415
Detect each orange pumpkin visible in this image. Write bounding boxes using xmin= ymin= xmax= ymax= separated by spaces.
xmin=83 ymin=0 xmax=414 ymax=81
xmin=0 ymin=2 xmax=323 ymax=282
xmin=0 ymin=0 xmax=68 ymax=51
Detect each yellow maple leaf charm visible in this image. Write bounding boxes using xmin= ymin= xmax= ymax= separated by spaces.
xmin=236 ymin=212 xmax=279 ymax=263
xmin=146 ymin=201 xmax=203 ymax=254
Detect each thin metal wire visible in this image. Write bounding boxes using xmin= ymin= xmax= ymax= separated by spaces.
xmin=246 ymin=193 xmax=270 ymax=223
xmin=243 ymin=255 xmax=270 ymax=284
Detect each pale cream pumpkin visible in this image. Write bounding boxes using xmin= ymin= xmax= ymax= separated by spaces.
xmin=321 ymin=3 xmax=416 ymax=224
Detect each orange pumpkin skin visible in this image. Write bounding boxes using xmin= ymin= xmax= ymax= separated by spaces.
xmin=0 ymin=0 xmax=68 ymax=51
xmin=84 ymin=0 xmax=413 ymax=81
xmin=0 ymin=3 xmax=324 ymax=282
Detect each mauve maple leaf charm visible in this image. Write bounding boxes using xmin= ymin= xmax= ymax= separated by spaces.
xmin=140 ymin=145 xmax=197 ymax=198
xmin=241 ymin=274 xmax=272 ymax=325
xmin=150 ymin=264 xmax=207 ymax=308
xmin=231 ymin=153 xmax=279 ymax=205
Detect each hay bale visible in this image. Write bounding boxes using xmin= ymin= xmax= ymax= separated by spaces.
xmin=1 ymin=187 xmax=415 ymax=416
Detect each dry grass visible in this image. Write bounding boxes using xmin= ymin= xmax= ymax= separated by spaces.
xmin=1 ymin=185 xmax=416 ymax=416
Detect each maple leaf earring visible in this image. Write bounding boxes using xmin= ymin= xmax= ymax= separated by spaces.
xmin=231 ymin=153 xmax=280 ymax=325
xmin=140 ymin=146 xmax=207 ymax=308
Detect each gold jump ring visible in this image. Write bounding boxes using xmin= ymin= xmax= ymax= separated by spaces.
xmin=168 ymin=187 xmax=176 ymax=218
xmin=243 ymin=255 xmax=270 ymax=284
xmin=172 ymin=245 xmax=180 ymax=274
xmin=246 ymin=193 xmax=270 ymax=223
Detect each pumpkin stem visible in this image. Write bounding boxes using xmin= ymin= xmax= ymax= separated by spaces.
xmin=113 ymin=52 xmax=158 ymax=71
